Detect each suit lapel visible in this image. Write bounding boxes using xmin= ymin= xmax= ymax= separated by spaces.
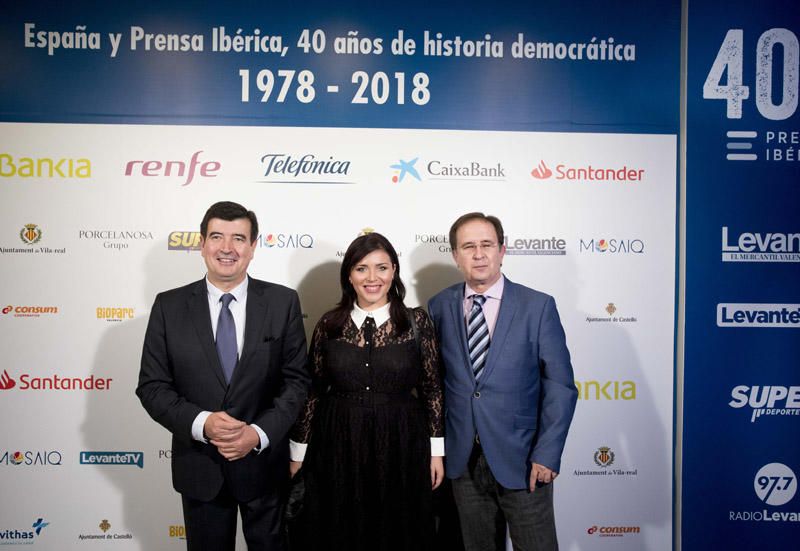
xmin=188 ymin=280 xmax=228 ymax=389
xmin=235 ymin=278 xmax=268 ymax=386
xmin=447 ymin=283 xmax=475 ymax=383
xmin=477 ymin=277 xmax=517 ymax=387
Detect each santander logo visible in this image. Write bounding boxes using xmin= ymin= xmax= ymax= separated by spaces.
xmin=0 ymin=369 xmax=16 ymax=390
xmin=531 ymin=160 xmax=553 ymax=179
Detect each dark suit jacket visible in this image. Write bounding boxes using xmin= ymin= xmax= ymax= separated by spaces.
xmin=137 ymin=277 xmax=310 ymax=502
xmin=428 ymin=277 xmax=577 ymax=489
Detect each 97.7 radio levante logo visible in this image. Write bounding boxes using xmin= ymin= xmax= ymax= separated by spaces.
xmin=730 ymin=463 xmax=799 ymax=523
xmin=703 ymin=28 xmax=798 ymax=162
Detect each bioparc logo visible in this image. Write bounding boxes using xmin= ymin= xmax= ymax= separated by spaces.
xmin=0 ymin=518 xmax=49 ymax=543
xmin=2 ymin=304 xmax=58 ymax=318
xmin=168 ymin=525 xmax=187 ymax=540
xmin=579 ymin=238 xmax=644 ymax=254
xmin=729 ymin=462 xmax=799 ymax=523
xmin=259 ymin=153 xmax=354 ymax=184
xmin=97 ymin=307 xmax=134 ymax=322
xmin=531 ymin=160 xmax=645 ymax=182
xmin=0 ymin=369 xmax=112 ymax=391
xmin=586 ymin=525 xmax=641 ymax=537
xmin=124 ymin=151 xmax=220 ymax=187
xmin=390 ymin=156 xmax=506 ymax=183
xmin=729 ymin=385 xmax=800 ymax=423
xmin=256 ymin=232 xmax=314 ymax=249
xmin=586 ymin=302 xmax=638 ymax=324
xmin=80 ymin=451 xmax=143 ymax=469
xmin=573 ymin=445 xmax=638 ymax=478
xmin=721 ymin=226 xmax=800 ymax=262
xmin=717 ymin=304 xmax=800 ymax=328
xmin=77 ymin=519 xmax=133 ymax=542
xmin=0 ymin=449 xmax=63 ymax=466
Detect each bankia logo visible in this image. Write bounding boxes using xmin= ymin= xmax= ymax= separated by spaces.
xmin=531 ymin=159 xmax=644 ymax=182
xmin=168 ymin=231 xmax=202 ymax=251
xmin=729 ymin=385 xmax=800 ymax=423
xmin=0 ymin=450 xmax=63 ymax=466
xmin=124 ymin=151 xmax=220 ymax=187
xmin=730 ymin=463 xmax=799 ymax=523
xmin=717 ymin=304 xmax=800 ymax=328
xmin=259 ymin=153 xmax=354 ymax=184
xmin=504 ymin=235 xmax=566 ymax=256
xmin=579 ymin=238 xmax=644 ymax=254
xmin=0 ymin=370 xmax=112 ymax=391
xmin=256 ymin=232 xmax=314 ymax=249
xmin=0 ymin=518 xmax=49 ymax=543
xmin=80 ymin=451 xmax=143 ymax=469
xmin=575 ymin=380 xmax=636 ymax=401
xmin=721 ymin=226 xmax=800 ymax=262
xmin=1 ymin=152 xmax=91 ymax=178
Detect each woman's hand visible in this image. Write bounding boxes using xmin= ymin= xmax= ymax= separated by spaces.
xmin=289 ymin=460 xmax=303 ymax=478
xmin=430 ymin=456 xmax=444 ymax=490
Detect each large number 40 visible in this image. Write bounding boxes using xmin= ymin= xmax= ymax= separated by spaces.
xmin=703 ymin=28 xmax=798 ymax=120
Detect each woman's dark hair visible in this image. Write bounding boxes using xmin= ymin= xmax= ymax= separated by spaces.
xmin=324 ymin=232 xmax=409 ymax=338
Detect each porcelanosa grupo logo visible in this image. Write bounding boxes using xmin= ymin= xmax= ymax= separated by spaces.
xmin=531 ymin=160 xmax=645 ymax=182
xmin=730 ymin=463 xmax=799 ymax=523
xmin=729 ymin=385 xmax=800 ymax=423
xmin=79 ymin=229 xmax=154 ymax=251
xmin=259 ymin=153 xmax=354 ymax=184
xmin=721 ymin=226 xmax=800 ymax=262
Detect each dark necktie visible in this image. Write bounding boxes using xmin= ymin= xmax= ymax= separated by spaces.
xmin=468 ymin=295 xmax=490 ymax=378
xmin=215 ymin=293 xmax=238 ymax=383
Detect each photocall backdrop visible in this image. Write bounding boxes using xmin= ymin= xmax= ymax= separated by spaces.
xmin=8 ymin=0 xmax=776 ymax=549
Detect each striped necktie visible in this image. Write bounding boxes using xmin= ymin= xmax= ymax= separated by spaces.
xmin=467 ymin=295 xmax=490 ymax=378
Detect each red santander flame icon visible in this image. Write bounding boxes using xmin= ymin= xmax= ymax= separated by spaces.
xmin=531 ymin=160 xmax=552 ymax=179
xmin=0 ymin=369 xmax=16 ymax=390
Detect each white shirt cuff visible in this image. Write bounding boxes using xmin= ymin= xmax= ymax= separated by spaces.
xmin=430 ymin=437 xmax=445 ymax=457
xmin=290 ymin=440 xmax=308 ymax=462
xmin=251 ymin=424 xmax=269 ymax=454
xmin=192 ymin=411 xmax=212 ymax=442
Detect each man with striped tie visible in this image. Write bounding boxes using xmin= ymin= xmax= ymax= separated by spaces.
xmin=428 ymin=212 xmax=577 ymax=551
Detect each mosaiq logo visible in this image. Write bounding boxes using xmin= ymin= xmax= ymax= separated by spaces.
xmin=256 ymin=232 xmax=314 ymax=249
xmin=729 ymin=463 xmax=798 ymax=523
xmin=729 ymin=385 xmax=800 ymax=423
xmin=721 ymin=226 xmax=800 ymax=262
xmin=579 ymin=238 xmax=644 ymax=254
xmin=259 ymin=153 xmax=354 ymax=184
xmin=0 ymin=449 xmax=63 ymax=466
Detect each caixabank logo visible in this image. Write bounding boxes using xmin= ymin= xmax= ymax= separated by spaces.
xmin=721 ymin=226 xmax=800 ymax=262
xmin=0 ymin=369 xmax=112 ymax=391
xmin=389 ymin=156 xmax=506 ymax=184
xmin=0 ymin=518 xmax=49 ymax=544
xmin=531 ymin=159 xmax=645 ymax=182
xmin=729 ymin=385 xmax=799 ymax=423
xmin=729 ymin=463 xmax=799 ymax=523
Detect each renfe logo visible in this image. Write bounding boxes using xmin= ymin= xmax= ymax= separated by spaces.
xmin=125 ymin=151 xmax=220 ymax=186
xmin=717 ymin=304 xmax=800 ymax=327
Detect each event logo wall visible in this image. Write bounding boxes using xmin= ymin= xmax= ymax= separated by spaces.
xmin=730 ymin=463 xmax=799 ymax=522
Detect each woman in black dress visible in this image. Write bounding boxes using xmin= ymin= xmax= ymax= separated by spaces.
xmin=290 ymin=232 xmax=444 ymax=551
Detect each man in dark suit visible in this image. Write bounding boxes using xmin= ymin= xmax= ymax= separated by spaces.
xmin=137 ymin=201 xmax=310 ymax=551
xmin=428 ymin=212 xmax=577 ymax=551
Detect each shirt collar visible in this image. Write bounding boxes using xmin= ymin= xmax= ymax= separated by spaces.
xmin=351 ymin=302 xmax=391 ymax=329
xmin=464 ymin=274 xmax=504 ymax=301
xmin=206 ymin=276 xmax=248 ymax=304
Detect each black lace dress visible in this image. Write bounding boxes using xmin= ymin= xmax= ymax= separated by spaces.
xmin=292 ymin=307 xmax=444 ymax=551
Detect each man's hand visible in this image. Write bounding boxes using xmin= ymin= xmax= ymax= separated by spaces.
xmin=430 ymin=456 xmax=444 ymax=490
xmin=529 ymin=463 xmax=558 ymax=492
xmin=211 ymin=424 xmax=259 ymax=461
xmin=204 ymin=411 xmax=246 ymax=442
